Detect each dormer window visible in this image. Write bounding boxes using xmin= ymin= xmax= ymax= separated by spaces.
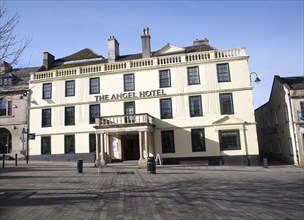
xmin=0 ymin=76 xmax=12 ymax=85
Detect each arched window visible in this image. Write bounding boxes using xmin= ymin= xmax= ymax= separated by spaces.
xmin=0 ymin=98 xmax=6 ymax=116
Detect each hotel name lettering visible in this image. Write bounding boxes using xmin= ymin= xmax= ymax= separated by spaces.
xmin=94 ymin=89 xmax=166 ymax=101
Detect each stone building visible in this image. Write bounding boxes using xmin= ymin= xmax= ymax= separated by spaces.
xmin=28 ymin=28 xmax=259 ymax=166
xmin=0 ymin=62 xmax=38 ymax=158
xmin=255 ymin=76 xmax=304 ymax=166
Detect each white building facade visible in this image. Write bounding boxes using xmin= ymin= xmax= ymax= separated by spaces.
xmin=28 ymin=28 xmax=259 ymax=166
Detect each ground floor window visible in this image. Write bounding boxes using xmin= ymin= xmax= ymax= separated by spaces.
xmin=65 ymin=135 xmax=75 ymax=153
xmin=191 ymin=128 xmax=206 ymax=152
xmin=89 ymin=133 xmax=96 ymax=153
xmin=161 ymin=130 xmax=175 ymax=153
xmin=219 ymin=130 xmax=240 ymax=150
xmin=41 ymin=136 xmax=51 ymax=154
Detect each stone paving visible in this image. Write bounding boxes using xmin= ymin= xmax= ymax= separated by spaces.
xmin=0 ymin=160 xmax=303 ymax=220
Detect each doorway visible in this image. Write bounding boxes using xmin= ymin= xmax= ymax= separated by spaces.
xmin=0 ymin=128 xmax=12 ymax=154
xmin=122 ymin=134 xmax=139 ymax=160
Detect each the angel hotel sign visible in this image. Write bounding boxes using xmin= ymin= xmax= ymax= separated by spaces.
xmin=94 ymin=89 xmax=166 ymax=101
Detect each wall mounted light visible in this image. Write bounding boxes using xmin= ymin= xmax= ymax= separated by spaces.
xmin=250 ymin=72 xmax=261 ymax=84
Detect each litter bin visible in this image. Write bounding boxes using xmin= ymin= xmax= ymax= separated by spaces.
xmin=77 ymin=160 xmax=83 ymax=173
xmin=263 ymin=158 xmax=268 ymax=168
xmin=147 ymin=157 xmax=156 ymax=174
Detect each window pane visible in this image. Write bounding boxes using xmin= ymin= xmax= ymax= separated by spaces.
xmin=187 ymin=67 xmax=200 ymax=85
xmin=90 ymin=78 xmax=100 ymax=94
xmin=7 ymin=101 xmax=12 ymax=116
xmin=189 ymin=96 xmax=202 ymax=117
xmin=90 ymin=104 xmax=100 ymax=124
xmin=124 ymin=102 xmax=135 ymax=123
xmin=159 ymin=70 xmax=171 ymax=88
xmin=217 ymin=63 xmax=230 ymax=82
xmin=220 ymin=93 xmax=234 ymax=114
xmin=161 ymin=130 xmax=175 ymax=153
xmin=42 ymin=109 xmax=51 ymax=127
xmin=41 ymin=136 xmax=51 ymax=154
xmin=65 ymin=106 xmax=75 ymax=125
xmin=65 ymin=135 xmax=75 ymax=153
xmin=65 ymin=80 xmax=75 ymax=96
xmin=191 ymin=129 xmax=206 ymax=152
xmin=43 ymin=83 xmax=52 ymax=99
xmin=124 ymin=74 xmax=134 ymax=91
xmin=160 ymin=98 xmax=172 ymax=119
xmin=0 ymin=98 xmax=6 ymax=116
xmin=124 ymin=102 xmax=135 ymax=115
xmin=219 ymin=130 xmax=240 ymax=150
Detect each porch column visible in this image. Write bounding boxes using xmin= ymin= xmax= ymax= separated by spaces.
xmin=95 ymin=133 xmax=101 ymax=161
xmin=106 ymin=134 xmax=112 ymax=163
xmin=139 ymin=131 xmax=143 ymax=159
xmin=100 ymin=133 xmax=106 ymax=166
xmin=144 ymin=131 xmax=149 ymax=158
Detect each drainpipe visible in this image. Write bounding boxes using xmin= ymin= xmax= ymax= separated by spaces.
xmin=288 ymin=91 xmax=300 ymax=166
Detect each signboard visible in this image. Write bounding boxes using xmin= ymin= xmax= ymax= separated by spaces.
xmin=28 ymin=133 xmax=36 ymax=140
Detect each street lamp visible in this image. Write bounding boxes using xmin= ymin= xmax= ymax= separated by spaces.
xmin=250 ymin=72 xmax=261 ymax=83
xmin=22 ymin=128 xmax=29 ymax=164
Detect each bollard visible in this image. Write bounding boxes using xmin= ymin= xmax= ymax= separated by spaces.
xmin=77 ymin=160 xmax=83 ymax=173
xmin=2 ymin=154 xmax=5 ymax=168
xmin=263 ymin=158 xmax=268 ymax=168
xmin=147 ymin=157 xmax=156 ymax=174
xmin=15 ymin=154 xmax=18 ymax=167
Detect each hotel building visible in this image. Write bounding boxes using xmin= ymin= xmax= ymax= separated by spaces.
xmin=28 ymin=28 xmax=259 ymax=166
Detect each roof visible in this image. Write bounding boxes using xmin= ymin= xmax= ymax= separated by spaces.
xmin=0 ymin=67 xmax=40 ymax=86
xmin=44 ymin=42 xmax=217 ymax=71
xmin=50 ymin=48 xmax=105 ymax=70
xmin=277 ymin=76 xmax=304 ymax=90
xmin=255 ymin=75 xmax=304 ymax=110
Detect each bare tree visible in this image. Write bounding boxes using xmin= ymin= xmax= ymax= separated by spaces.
xmin=0 ymin=1 xmax=31 ymax=66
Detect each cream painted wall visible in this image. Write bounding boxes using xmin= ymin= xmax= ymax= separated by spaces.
xmin=29 ymin=53 xmax=259 ymax=159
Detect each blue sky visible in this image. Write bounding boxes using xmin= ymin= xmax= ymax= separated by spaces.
xmin=5 ymin=0 xmax=304 ymax=108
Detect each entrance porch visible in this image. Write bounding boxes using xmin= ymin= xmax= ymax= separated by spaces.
xmin=94 ymin=114 xmax=155 ymax=168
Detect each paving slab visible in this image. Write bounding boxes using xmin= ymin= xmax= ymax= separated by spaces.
xmin=0 ymin=160 xmax=303 ymax=220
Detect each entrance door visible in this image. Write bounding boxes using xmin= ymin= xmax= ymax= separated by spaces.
xmin=0 ymin=128 xmax=12 ymax=154
xmin=122 ymin=134 xmax=139 ymax=160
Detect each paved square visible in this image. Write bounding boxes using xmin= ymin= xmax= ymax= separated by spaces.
xmin=1 ymin=161 xmax=303 ymax=220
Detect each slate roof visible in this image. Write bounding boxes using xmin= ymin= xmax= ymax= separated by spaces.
xmin=0 ymin=67 xmax=40 ymax=86
xmin=45 ymin=42 xmax=217 ymax=71
xmin=278 ymin=76 xmax=304 ymax=90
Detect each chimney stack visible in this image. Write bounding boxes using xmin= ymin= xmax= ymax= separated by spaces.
xmin=43 ymin=52 xmax=55 ymax=70
xmin=193 ymin=38 xmax=209 ymax=46
xmin=141 ymin=27 xmax=151 ymax=58
xmin=0 ymin=61 xmax=12 ymax=74
xmin=107 ymin=36 xmax=119 ymax=63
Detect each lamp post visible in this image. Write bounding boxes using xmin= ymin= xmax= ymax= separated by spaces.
xmin=250 ymin=72 xmax=261 ymax=83
xmin=22 ymin=128 xmax=29 ymax=164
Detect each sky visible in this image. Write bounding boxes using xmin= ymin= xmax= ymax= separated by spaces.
xmin=4 ymin=0 xmax=304 ymax=108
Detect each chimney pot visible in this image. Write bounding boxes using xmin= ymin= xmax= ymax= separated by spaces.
xmin=141 ymin=27 xmax=151 ymax=58
xmin=193 ymin=38 xmax=209 ymax=46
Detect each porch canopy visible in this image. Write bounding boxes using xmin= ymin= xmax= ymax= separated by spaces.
xmin=94 ymin=113 xmax=155 ymax=166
